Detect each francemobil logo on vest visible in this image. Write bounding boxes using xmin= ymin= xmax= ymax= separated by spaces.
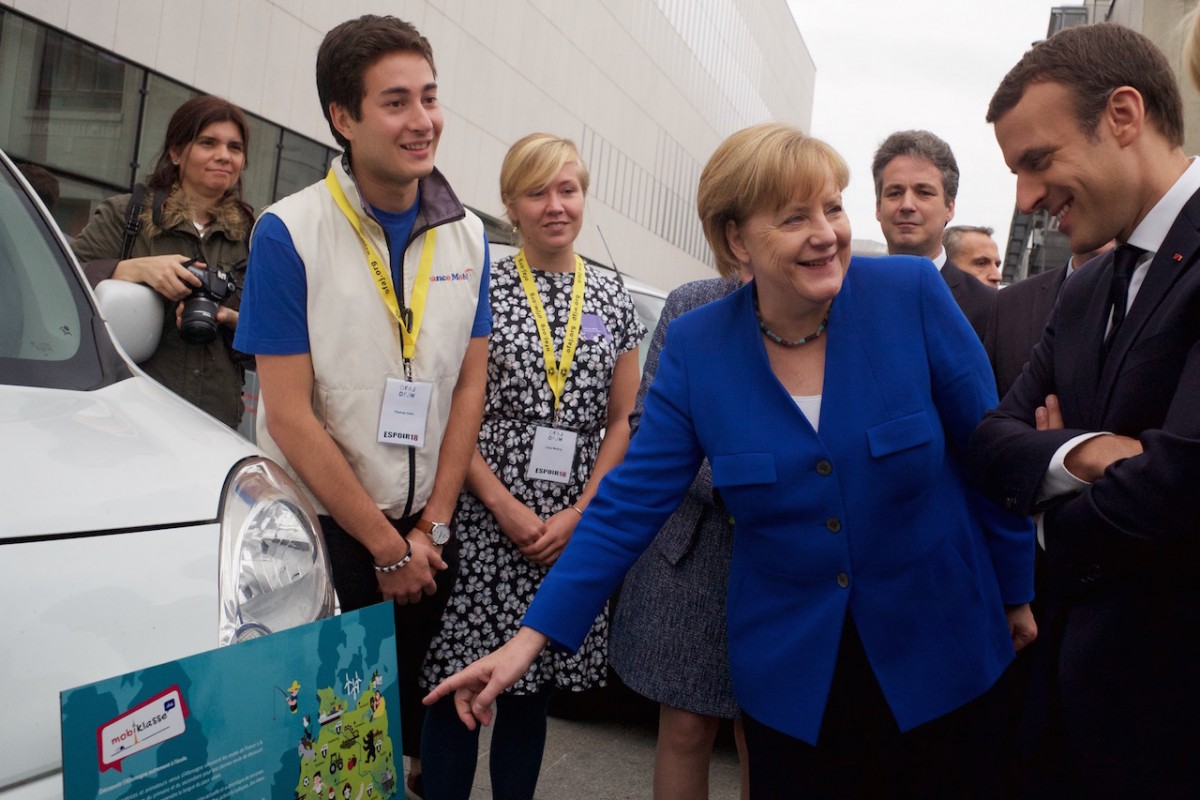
xmin=429 ymin=268 xmax=475 ymax=282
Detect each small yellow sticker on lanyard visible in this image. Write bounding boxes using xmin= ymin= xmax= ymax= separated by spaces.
xmin=515 ymin=250 xmax=586 ymax=415
xmin=324 ymin=169 xmax=436 ymax=362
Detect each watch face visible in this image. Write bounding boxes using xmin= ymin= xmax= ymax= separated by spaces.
xmin=429 ymin=522 xmax=451 ymax=545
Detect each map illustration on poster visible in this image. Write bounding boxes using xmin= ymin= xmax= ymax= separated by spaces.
xmin=61 ymin=603 xmax=401 ymax=800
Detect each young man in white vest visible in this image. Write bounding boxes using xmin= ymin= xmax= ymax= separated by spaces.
xmin=234 ymin=15 xmax=490 ymax=790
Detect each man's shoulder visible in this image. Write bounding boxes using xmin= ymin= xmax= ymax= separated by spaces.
xmin=944 ymin=259 xmax=997 ymax=318
xmin=438 ymin=204 xmax=485 ymax=239
xmin=945 ymin=260 xmax=995 ymax=295
xmin=998 ymin=266 xmax=1064 ymax=306
xmin=262 ymin=179 xmax=329 ymax=223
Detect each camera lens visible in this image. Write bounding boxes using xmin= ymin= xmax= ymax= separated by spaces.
xmin=180 ymin=295 xmax=220 ymax=343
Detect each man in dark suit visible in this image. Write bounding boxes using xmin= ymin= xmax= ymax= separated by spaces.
xmin=872 ymin=130 xmax=995 ymax=338
xmin=969 ymin=22 xmax=1200 ymax=798
xmin=984 ymin=242 xmax=1113 ymax=397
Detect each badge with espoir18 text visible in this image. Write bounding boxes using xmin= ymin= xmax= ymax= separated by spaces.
xmin=378 ymin=377 xmax=433 ymax=447
xmin=527 ymin=425 xmax=578 ymax=484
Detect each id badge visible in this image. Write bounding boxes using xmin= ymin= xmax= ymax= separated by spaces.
xmin=378 ymin=377 xmax=433 ymax=447
xmin=527 ymin=425 xmax=578 ymax=484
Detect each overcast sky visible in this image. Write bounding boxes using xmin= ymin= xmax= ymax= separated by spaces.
xmin=787 ymin=0 xmax=1060 ymax=252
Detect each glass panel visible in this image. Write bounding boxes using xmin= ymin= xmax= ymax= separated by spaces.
xmin=0 ymin=9 xmax=342 ymax=225
xmin=241 ymin=115 xmax=279 ymax=212
xmin=137 ymin=74 xmax=196 ymax=183
xmin=275 ymin=130 xmax=333 ymax=202
xmin=30 ymin=170 xmax=111 ymax=240
xmin=0 ymin=12 xmax=142 ymax=188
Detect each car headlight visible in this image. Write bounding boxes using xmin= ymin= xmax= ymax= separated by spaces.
xmin=218 ymin=457 xmax=334 ymax=645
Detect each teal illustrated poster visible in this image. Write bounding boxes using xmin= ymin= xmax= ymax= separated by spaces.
xmin=61 ymin=603 xmax=402 ymax=800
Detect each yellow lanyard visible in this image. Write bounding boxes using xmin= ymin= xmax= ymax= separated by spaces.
xmin=325 ymin=169 xmax=437 ymax=363
xmin=515 ymin=250 xmax=586 ymax=414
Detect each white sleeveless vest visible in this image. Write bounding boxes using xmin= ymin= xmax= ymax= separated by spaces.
xmin=257 ymin=160 xmax=486 ymax=517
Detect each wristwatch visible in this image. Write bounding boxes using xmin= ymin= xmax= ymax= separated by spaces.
xmin=413 ymin=518 xmax=452 ymax=546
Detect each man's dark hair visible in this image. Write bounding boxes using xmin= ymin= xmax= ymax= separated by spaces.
xmin=987 ymin=22 xmax=1183 ymax=146
xmin=871 ymin=130 xmax=959 ymax=203
xmin=16 ymin=163 xmax=60 ymax=209
xmin=316 ymin=15 xmax=437 ymax=154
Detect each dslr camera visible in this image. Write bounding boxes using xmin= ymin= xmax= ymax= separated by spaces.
xmin=180 ymin=259 xmax=237 ymax=344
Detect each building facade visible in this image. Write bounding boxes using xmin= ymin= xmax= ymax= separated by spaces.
xmin=0 ymin=0 xmax=815 ymax=290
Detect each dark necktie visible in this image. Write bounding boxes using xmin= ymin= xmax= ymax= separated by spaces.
xmin=1104 ymin=243 xmax=1145 ymax=350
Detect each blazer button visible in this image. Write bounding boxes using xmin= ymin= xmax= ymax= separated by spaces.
xmin=816 ymin=459 xmax=833 ymax=476
xmin=836 ymin=572 xmax=849 ymax=588
xmin=826 ymin=517 xmax=841 ymax=533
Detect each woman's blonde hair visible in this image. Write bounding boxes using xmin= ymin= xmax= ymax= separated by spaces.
xmin=698 ymin=123 xmax=849 ymax=278
xmin=1186 ymin=6 xmax=1200 ymax=92
xmin=500 ymin=132 xmax=590 ymax=227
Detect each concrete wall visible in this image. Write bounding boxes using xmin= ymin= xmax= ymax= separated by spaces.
xmin=7 ymin=0 xmax=815 ymax=291
xmin=1084 ymin=0 xmax=1200 ymax=157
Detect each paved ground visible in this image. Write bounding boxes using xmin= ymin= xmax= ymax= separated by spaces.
xmin=408 ymin=691 xmax=742 ymax=799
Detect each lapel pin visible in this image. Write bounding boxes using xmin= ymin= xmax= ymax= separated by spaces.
xmin=1174 ymin=253 xmax=1184 ymax=262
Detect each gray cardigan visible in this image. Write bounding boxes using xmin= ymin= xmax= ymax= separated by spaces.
xmin=628 ymin=276 xmax=741 ymax=562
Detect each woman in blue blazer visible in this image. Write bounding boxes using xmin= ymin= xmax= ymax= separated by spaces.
xmin=426 ymin=124 xmax=1036 ymax=797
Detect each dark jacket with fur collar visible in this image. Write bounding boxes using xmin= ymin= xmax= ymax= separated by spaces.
xmin=73 ymin=187 xmax=254 ymax=427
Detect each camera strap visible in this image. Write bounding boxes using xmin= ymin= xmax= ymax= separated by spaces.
xmin=119 ymin=183 xmax=148 ymax=261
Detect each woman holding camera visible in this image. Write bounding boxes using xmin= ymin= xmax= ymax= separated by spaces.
xmin=73 ymin=94 xmax=254 ymax=428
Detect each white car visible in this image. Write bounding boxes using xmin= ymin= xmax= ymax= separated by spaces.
xmin=0 ymin=151 xmax=334 ymax=799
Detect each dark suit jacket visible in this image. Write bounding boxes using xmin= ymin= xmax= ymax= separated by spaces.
xmin=984 ymin=266 xmax=1067 ymax=397
xmin=969 ymin=186 xmax=1200 ymax=796
xmin=528 ymin=257 xmax=1032 ymax=745
xmin=942 ymin=258 xmax=996 ymax=339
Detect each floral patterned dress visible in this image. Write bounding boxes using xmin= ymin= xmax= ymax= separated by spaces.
xmin=422 ymin=255 xmax=646 ymax=694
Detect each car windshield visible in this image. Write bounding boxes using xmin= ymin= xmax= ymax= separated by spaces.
xmin=630 ymin=292 xmax=665 ymax=343
xmin=0 ymin=157 xmax=105 ymax=390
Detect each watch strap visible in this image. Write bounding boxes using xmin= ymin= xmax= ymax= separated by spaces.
xmin=413 ymin=518 xmax=451 ymax=544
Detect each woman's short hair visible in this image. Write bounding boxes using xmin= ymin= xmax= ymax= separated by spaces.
xmin=1186 ymin=6 xmax=1200 ymax=93
xmin=147 ymin=94 xmax=249 ymax=195
xmin=698 ymin=123 xmax=849 ymax=279
xmin=499 ymin=133 xmax=590 ymax=226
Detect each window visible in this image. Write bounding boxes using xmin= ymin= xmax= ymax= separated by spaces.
xmin=0 ymin=7 xmax=336 ymax=225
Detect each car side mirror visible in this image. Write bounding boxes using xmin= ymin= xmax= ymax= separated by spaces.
xmin=94 ymin=280 xmax=163 ymax=363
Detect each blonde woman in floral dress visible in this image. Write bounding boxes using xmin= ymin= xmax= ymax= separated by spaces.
xmin=420 ymin=132 xmax=645 ymax=800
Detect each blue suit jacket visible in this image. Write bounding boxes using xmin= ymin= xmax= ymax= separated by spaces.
xmin=527 ymin=256 xmax=1034 ymax=743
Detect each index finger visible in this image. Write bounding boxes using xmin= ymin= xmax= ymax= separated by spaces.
xmin=177 ymin=269 xmax=203 ymax=287
xmin=424 ymin=669 xmax=476 ymax=707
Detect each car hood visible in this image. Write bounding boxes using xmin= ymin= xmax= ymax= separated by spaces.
xmin=1 ymin=376 xmax=257 ymax=538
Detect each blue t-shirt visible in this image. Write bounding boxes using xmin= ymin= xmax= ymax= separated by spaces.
xmin=235 ymin=193 xmax=492 ymax=355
